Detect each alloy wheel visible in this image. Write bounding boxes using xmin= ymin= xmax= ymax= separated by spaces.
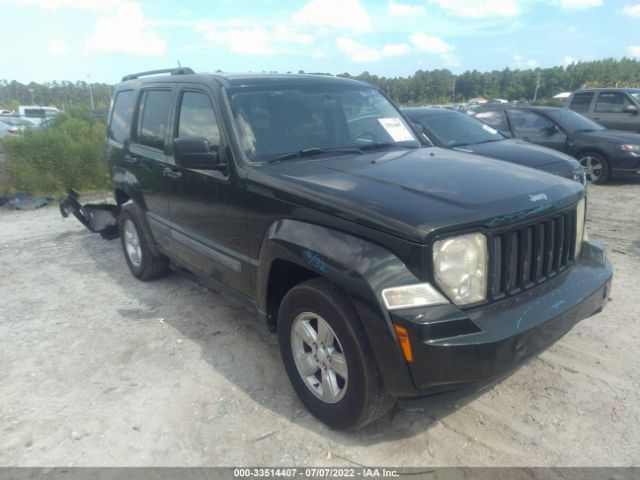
xmin=290 ymin=312 xmax=348 ymax=404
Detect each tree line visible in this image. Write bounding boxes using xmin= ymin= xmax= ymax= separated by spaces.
xmin=2 ymin=57 xmax=640 ymax=111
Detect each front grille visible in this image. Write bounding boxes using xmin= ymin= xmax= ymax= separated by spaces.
xmin=554 ymin=168 xmax=585 ymax=184
xmin=488 ymin=208 xmax=578 ymax=299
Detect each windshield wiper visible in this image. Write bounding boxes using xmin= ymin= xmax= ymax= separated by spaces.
xmin=357 ymin=142 xmax=418 ymax=151
xmin=269 ymin=147 xmax=363 ymax=163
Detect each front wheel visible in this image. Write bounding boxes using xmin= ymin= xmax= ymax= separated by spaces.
xmin=579 ymin=152 xmax=610 ymax=184
xmin=278 ymin=278 xmax=395 ymax=430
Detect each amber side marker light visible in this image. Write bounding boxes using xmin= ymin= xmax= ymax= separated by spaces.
xmin=393 ymin=324 xmax=414 ymax=363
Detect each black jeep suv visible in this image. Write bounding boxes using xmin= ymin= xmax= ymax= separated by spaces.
xmin=62 ymin=68 xmax=612 ymax=430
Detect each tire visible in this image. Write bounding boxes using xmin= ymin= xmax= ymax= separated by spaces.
xmin=118 ymin=206 xmax=170 ymax=281
xmin=578 ymin=152 xmax=610 ymax=184
xmin=278 ymin=278 xmax=395 ymax=430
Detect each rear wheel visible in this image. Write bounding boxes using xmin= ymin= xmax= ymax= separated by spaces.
xmin=118 ymin=207 xmax=169 ymax=280
xmin=579 ymin=152 xmax=610 ymax=184
xmin=278 ymin=278 xmax=395 ymax=430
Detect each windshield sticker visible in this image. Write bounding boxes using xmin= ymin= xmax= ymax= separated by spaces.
xmin=377 ymin=117 xmax=414 ymax=142
xmin=482 ymin=123 xmax=498 ymax=135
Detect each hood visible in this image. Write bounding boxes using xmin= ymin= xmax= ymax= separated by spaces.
xmin=250 ymin=147 xmax=584 ymax=243
xmin=577 ymin=129 xmax=640 ymax=144
xmin=454 ymin=139 xmax=576 ymax=169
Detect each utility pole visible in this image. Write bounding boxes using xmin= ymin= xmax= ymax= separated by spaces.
xmin=28 ymin=88 xmax=35 ymax=105
xmin=452 ymin=76 xmax=456 ymax=104
xmin=533 ymin=73 xmax=541 ymax=103
xmin=87 ymin=75 xmax=95 ymax=111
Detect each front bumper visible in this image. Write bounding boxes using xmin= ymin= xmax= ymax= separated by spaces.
xmin=611 ymin=151 xmax=640 ymax=175
xmin=390 ymin=238 xmax=612 ymax=401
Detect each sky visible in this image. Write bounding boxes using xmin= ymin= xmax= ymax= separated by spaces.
xmin=1 ymin=0 xmax=639 ymax=84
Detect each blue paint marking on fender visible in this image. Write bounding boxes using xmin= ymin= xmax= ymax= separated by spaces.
xmin=486 ymin=204 xmax=551 ymax=227
xmin=305 ymin=249 xmax=327 ymax=273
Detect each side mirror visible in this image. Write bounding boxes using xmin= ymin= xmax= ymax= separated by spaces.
xmin=173 ymin=137 xmax=222 ymax=169
xmin=544 ymin=124 xmax=560 ymax=136
xmin=623 ymin=104 xmax=639 ymax=115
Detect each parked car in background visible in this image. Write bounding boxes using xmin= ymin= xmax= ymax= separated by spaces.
xmin=402 ymin=107 xmax=585 ymax=184
xmin=474 ymin=106 xmax=640 ymax=184
xmin=0 ymin=116 xmax=33 ymax=139
xmin=566 ymin=88 xmax=640 ymax=132
xmin=17 ymin=105 xmax=60 ymax=126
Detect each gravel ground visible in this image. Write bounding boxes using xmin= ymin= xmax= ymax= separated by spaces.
xmin=0 ymin=181 xmax=639 ymax=467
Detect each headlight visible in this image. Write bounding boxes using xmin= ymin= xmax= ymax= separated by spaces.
xmin=621 ymin=144 xmax=640 ymax=152
xmin=433 ymin=232 xmax=487 ymax=306
xmin=381 ymin=283 xmax=448 ymax=310
xmin=575 ymin=197 xmax=586 ymax=258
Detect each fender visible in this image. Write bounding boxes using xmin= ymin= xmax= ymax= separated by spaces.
xmin=112 ymin=165 xmax=148 ymax=211
xmin=256 ymin=219 xmax=422 ymax=396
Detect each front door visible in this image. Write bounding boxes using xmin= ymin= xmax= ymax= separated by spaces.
xmin=508 ymin=110 xmax=567 ymax=152
xmin=592 ymin=92 xmax=637 ymax=131
xmin=166 ymin=85 xmax=252 ymax=296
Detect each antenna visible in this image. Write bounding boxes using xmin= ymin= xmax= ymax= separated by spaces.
xmin=177 ymin=60 xmax=182 ymax=68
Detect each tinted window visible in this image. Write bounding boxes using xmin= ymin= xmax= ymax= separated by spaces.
xmin=177 ymin=91 xmax=220 ymax=147
xmin=475 ymin=110 xmax=509 ymax=132
xmin=416 ymin=112 xmax=503 ymax=147
xmin=227 ymin=85 xmax=418 ymax=162
xmin=109 ymin=90 xmax=134 ymax=143
xmin=137 ymin=90 xmax=172 ymax=150
xmin=509 ymin=110 xmax=554 ymax=135
xmin=594 ymin=93 xmax=632 ymax=113
xmin=569 ymin=93 xmax=594 ymax=113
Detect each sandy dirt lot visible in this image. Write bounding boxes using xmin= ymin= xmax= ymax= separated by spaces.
xmin=0 ymin=181 xmax=639 ymax=467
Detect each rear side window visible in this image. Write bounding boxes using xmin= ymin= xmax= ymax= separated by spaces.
xmin=177 ymin=91 xmax=220 ymax=147
xmin=109 ymin=90 xmax=134 ymax=143
xmin=594 ymin=93 xmax=632 ymax=113
xmin=509 ymin=110 xmax=554 ymax=134
xmin=569 ymin=93 xmax=594 ymax=113
xmin=137 ymin=90 xmax=172 ymax=150
xmin=475 ymin=111 xmax=508 ymax=132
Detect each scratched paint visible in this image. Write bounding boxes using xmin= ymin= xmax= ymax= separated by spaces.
xmin=486 ymin=204 xmax=551 ymax=227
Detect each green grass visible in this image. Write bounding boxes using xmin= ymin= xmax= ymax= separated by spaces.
xmin=1 ymin=109 xmax=111 ymax=196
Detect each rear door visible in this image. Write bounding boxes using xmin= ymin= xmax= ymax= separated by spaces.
xmin=591 ymin=92 xmax=636 ymax=131
xmin=507 ymin=110 xmax=567 ymax=152
xmin=127 ymin=86 xmax=176 ymax=252
xmin=568 ymin=92 xmax=595 ymax=118
xmin=166 ymin=84 xmax=252 ymax=296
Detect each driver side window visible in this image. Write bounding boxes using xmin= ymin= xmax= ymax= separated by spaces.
xmin=509 ymin=110 xmax=555 ymax=137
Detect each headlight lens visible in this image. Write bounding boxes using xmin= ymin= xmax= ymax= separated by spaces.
xmin=621 ymin=144 xmax=640 ymax=152
xmin=575 ymin=197 xmax=586 ymax=258
xmin=433 ymin=232 xmax=488 ymax=306
xmin=381 ymin=283 xmax=448 ymax=310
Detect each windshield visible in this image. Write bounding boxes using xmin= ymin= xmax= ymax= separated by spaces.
xmin=630 ymin=92 xmax=640 ymax=102
xmin=545 ymin=108 xmax=604 ymax=132
xmin=414 ymin=111 xmax=503 ymax=147
xmin=226 ymin=83 xmax=420 ymax=163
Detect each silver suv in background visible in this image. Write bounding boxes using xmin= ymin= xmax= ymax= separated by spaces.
xmin=566 ymin=88 xmax=640 ymax=132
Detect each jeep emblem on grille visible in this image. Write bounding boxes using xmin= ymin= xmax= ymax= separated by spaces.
xmin=529 ymin=193 xmax=548 ymax=202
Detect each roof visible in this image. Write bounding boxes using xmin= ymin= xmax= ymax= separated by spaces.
xmin=573 ymin=87 xmax=640 ymax=93
xmin=119 ymin=68 xmax=369 ymax=89
xmin=475 ymin=105 xmax=564 ymax=114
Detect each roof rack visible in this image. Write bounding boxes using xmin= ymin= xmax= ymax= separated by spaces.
xmin=121 ymin=67 xmax=195 ymax=82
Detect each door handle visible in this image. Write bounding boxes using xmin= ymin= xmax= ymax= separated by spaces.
xmin=163 ymin=167 xmax=182 ymax=180
xmin=593 ymin=117 xmax=600 ymax=120
xmin=123 ymin=154 xmax=139 ymax=164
